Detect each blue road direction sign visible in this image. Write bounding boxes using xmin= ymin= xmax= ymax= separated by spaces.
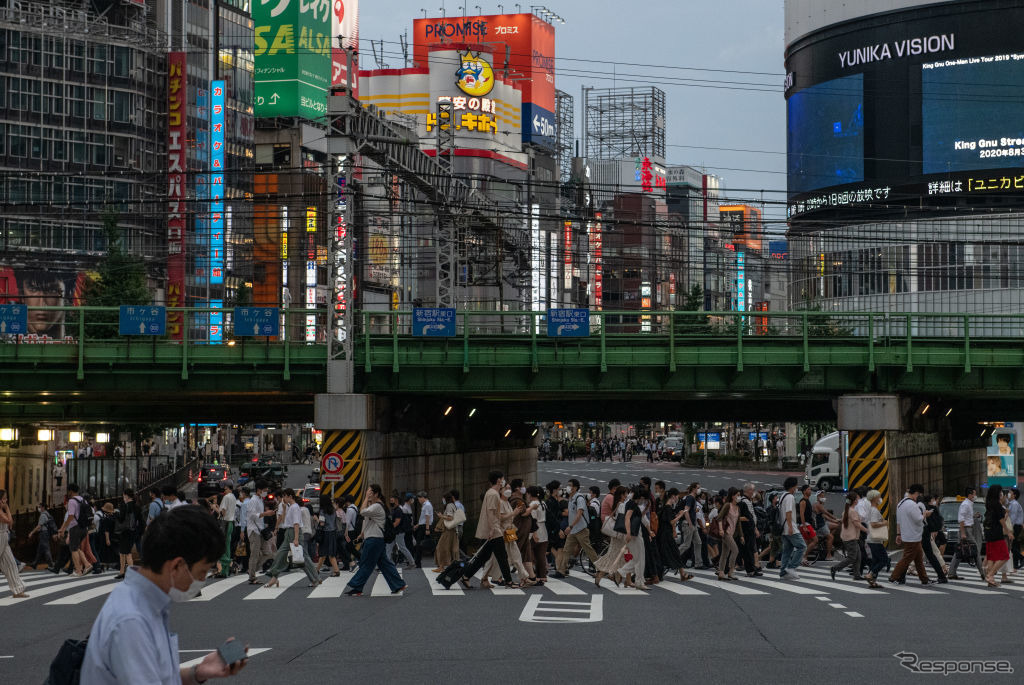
xmin=234 ymin=307 xmax=280 ymax=336
xmin=0 ymin=304 xmax=27 ymax=336
xmin=412 ymin=308 xmax=456 ymax=337
xmin=547 ymin=308 xmax=590 ymax=337
xmin=118 ymin=306 xmax=166 ymax=336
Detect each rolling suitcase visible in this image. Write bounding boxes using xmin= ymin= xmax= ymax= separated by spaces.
xmin=437 ymin=558 xmax=467 ymax=589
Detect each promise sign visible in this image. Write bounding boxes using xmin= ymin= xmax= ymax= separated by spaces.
xmin=254 ymin=0 xmax=332 ymax=119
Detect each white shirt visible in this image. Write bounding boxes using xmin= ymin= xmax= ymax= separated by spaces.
xmin=531 ymin=501 xmax=547 ymax=543
xmin=284 ymin=502 xmax=302 ymax=529
xmin=245 ymin=495 xmax=264 ymax=532
xmin=165 ymin=498 xmax=183 ymax=510
xmin=780 ymin=492 xmax=797 ymax=535
xmin=220 ymin=492 xmax=238 ymax=522
xmin=855 ymin=497 xmax=871 ymax=523
xmin=418 ymin=500 xmax=434 ymax=527
xmin=957 ymin=498 xmax=975 ymax=526
xmin=236 ymin=498 xmax=247 ymax=529
xmin=896 ymin=496 xmax=925 ymax=542
xmin=345 ymin=505 xmax=358 ymax=532
xmin=299 ymin=506 xmax=312 ymax=536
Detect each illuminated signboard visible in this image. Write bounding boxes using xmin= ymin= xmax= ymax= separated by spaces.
xmin=426 ymin=96 xmax=499 ymax=136
xmin=306 ymin=206 xmax=317 ymax=232
xmin=254 ymin=0 xmax=331 ymax=119
xmin=530 ymin=203 xmax=542 ymax=325
xmin=736 ymin=252 xmax=747 ymax=312
xmin=455 ymin=51 xmax=495 ymax=97
xmin=591 ymin=214 xmax=603 ymax=309
xmin=331 ymin=0 xmax=360 ymax=90
xmin=166 ymin=52 xmax=187 ymax=340
xmin=210 ymin=80 xmax=225 ymax=286
xmin=209 ymin=298 xmax=223 ymax=342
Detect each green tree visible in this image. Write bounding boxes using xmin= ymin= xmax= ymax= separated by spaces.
xmin=794 ymin=297 xmax=853 ymax=336
xmin=677 ymin=284 xmax=709 ymax=335
xmin=83 ymin=209 xmax=152 ymax=337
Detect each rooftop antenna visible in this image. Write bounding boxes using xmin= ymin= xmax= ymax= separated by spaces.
xmin=498 ymin=4 xmax=504 ymax=13
xmin=475 ymin=5 xmax=482 ymax=14
xmin=421 ymin=8 xmax=428 ymax=17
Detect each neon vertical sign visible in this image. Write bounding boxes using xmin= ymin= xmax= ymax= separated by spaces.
xmin=210 ymin=80 xmax=225 ymax=286
xmin=166 ymin=52 xmax=187 ymax=340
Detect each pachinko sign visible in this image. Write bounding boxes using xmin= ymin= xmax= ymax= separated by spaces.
xmin=167 ymin=51 xmax=187 ymax=340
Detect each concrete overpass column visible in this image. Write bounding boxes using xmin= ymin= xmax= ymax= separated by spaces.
xmin=314 ymin=393 xmax=537 ymax=522
xmin=839 ymin=395 xmax=987 ymax=506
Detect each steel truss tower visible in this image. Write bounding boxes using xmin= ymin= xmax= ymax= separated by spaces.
xmin=583 ymin=87 xmax=666 ymax=160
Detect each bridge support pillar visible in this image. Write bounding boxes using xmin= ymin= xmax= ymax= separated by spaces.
xmin=839 ymin=394 xmax=986 ymax=505
xmin=314 ymin=394 xmax=536 ymax=520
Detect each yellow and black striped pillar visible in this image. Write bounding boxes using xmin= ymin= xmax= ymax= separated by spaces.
xmin=319 ymin=430 xmax=366 ymax=506
xmin=848 ymin=430 xmax=890 ymax=518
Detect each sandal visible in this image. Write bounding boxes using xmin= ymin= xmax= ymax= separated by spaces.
xmin=263 ymin=577 xmax=279 ymax=588
xmin=506 ymin=583 xmax=522 ymax=589
xmin=458 ymin=577 xmax=473 ymax=590
xmin=986 ymin=580 xmax=999 ymax=587
xmin=679 ymin=571 xmax=693 ymax=581
xmin=480 ymin=580 xmax=494 ymax=589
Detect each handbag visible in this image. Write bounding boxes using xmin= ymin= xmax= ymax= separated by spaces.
xmin=260 ymin=526 xmax=275 ymax=541
xmin=444 ymin=509 xmax=467 ymax=530
xmin=799 ymin=523 xmax=816 ymax=542
xmin=289 ymin=543 xmax=304 ymax=563
xmin=868 ymin=523 xmax=888 ymax=543
xmin=613 ymin=511 xmax=627 ymax=534
xmin=1003 ymin=516 xmax=1014 ymax=538
xmin=503 ymin=527 xmax=518 ymax=543
xmin=601 ymin=512 xmax=618 ymax=537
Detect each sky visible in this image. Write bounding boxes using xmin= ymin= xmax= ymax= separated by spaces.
xmin=357 ymin=0 xmax=787 ymax=214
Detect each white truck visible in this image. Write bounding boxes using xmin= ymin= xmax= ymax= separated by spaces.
xmin=804 ymin=431 xmax=846 ymax=491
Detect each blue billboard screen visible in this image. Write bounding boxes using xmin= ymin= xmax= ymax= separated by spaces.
xmin=787 ymin=74 xmax=865 ymax=195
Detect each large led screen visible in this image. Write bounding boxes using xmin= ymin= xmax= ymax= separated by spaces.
xmin=787 ymin=74 xmax=865 ymax=195
xmin=922 ymin=57 xmax=1024 ymax=174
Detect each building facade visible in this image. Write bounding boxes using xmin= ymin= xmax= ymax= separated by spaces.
xmin=785 ymin=0 xmax=1024 ymax=323
xmin=0 ymin=0 xmax=166 ymax=333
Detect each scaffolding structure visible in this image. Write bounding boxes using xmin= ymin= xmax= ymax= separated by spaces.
xmin=554 ymin=89 xmax=574 ymax=184
xmin=583 ymin=87 xmax=666 ymax=161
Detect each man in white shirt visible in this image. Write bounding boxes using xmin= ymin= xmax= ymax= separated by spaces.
xmin=245 ymin=482 xmax=276 ymax=584
xmin=948 ymin=486 xmax=985 ymax=581
xmin=889 ymin=484 xmax=932 ymax=584
xmin=1008 ymin=488 xmax=1024 ymax=571
xmin=778 ymin=476 xmax=806 ymax=580
xmin=854 ymin=486 xmax=874 ymax=575
xmin=413 ymin=491 xmax=434 ymax=568
xmin=216 ymin=483 xmax=238 ymax=578
xmin=262 ymin=489 xmax=319 ymax=587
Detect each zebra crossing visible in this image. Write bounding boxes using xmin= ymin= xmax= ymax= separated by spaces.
xmin=2 ymin=563 xmax=1017 ymax=607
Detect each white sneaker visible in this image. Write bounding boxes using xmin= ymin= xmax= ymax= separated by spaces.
xmin=16 ymin=562 xmax=26 ymax=573
xmin=785 ymin=570 xmax=801 ymax=580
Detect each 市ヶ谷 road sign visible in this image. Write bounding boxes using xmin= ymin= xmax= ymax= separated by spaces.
xmin=413 ymin=308 xmax=456 ymax=337
xmin=118 ymin=306 xmax=166 ymax=336
xmin=547 ymin=308 xmax=590 ymax=337
xmin=0 ymin=304 xmax=27 ymax=336
xmin=321 ymin=452 xmax=344 ymax=482
xmin=234 ymin=307 xmax=279 ymax=336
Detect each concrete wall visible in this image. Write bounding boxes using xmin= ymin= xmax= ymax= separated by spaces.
xmin=886 ymin=431 xmax=985 ymax=500
xmin=361 ymin=431 xmax=537 ymax=524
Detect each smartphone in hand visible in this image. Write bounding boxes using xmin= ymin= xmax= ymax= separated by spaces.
xmin=218 ymin=639 xmax=246 ymax=667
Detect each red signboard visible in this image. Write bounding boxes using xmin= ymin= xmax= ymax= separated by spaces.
xmin=167 ymin=52 xmax=187 ymax=340
xmin=563 ymin=221 xmax=572 ymax=267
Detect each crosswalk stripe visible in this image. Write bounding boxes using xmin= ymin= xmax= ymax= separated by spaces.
xmin=190 ymin=575 xmax=251 ymax=602
xmin=537 ymin=576 xmax=587 ymax=596
xmin=949 ymin=577 xmax=1024 ymax=593
xmin=420 ymin=569 xmax=463 ymax=596
xmin=0 ymin=574 xmax=113 ymax=606
xmin=790 ymin=575 xmax=894 ymax=595
xmin=1 ymin=572 xmax=92 ymax=591
xmin=653 ymin=578 xmax=709 ymax=596
xmin=692 ymin=570 xmax=822 ymax=595
xmin=471 ymin=571 xmax=524 ymax=595
xmin=46 ymin=582 xmax=117 ymax=605
xmin=798 ymin=567 xmax=938 ymax=595
xmin=371 ymin=569 xmax=404 ymax=596
xmin=243 ymin=573 xmax=304 ymax=600
xmin=308 ymin=573 xmax=354 ymax=598
xmin=567 ymin=570 xmax=645 ymax=595
xmin=684 ymin=575 xmax=768 ymax=595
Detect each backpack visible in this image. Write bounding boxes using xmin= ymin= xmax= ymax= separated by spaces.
xmin=772 ymin=494 xmax=792 ymax=536
xmin=348 ymin=505 xmax=364 ymax=538
xmin=381 ymin=508 xmax=396 ymax=543
xmin=46 ymin=636 xmax=88 ymax=685
xmin=925 ymin=504 xmax=943 ymax=534
xmin=43 ymin=511 xmax=58 ymax=537
xmin=75 ymin=496 xmax=93 ymax=530
xmin=115 ymin=504 xmax=137 ymax=534
xmin=754 ymin=504 xmax=769 ymax=534
xmin=544 ymin=497 xmax=560 ymax=538
xmin=572 ymin=494 xmax=590 ymax=525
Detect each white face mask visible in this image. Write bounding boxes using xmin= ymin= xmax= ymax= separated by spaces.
xmin=502 ymin=489 xmax=512 ymax=498
xmin=168 ymin=565 xmax=206 ymax=603
xmin=520 ymin=487 xmax=526 ymax=494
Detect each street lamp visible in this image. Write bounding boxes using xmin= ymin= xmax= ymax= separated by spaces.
xmin=0 ymin=428 xmax=15 ymax=441
xmin=38 ymin=429 xmax=53 ymax=441
xmin=69 ymin=431 xmax=83 ymax=443
xmin=96 ymin=433 xmax=110 ymax=443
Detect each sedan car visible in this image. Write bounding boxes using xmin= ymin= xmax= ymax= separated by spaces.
xmin=939 ymin=496 xmax=985 ymax=557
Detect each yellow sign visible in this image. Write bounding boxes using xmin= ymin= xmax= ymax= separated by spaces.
xmin=306 ymin=206 xmax=317 ymax=232
xmin=280 ymin=230 xmax=288 ymax=259
xmin=455 ymin=51 xmax=495 ymax=97
xmin=427 ymin=111 xmax=498 ymax=135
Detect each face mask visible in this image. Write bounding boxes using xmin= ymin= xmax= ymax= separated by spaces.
xmin=502 ymin=489 xmax=512 ymax=498
xmin=520 ymin=487 xmax=526 ymax=494
xmin=168 ymin=564 xmax=205 ymax=603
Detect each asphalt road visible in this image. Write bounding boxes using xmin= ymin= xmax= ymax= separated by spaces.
xmin=2 ymin=460 xmax=1020 ymax=683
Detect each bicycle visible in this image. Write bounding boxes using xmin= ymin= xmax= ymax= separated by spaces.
xmin=573 ymin=537 xmax=609 ymax=576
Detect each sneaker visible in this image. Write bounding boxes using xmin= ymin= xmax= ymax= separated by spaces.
xmin=391 ymin=585 xmax=407 ymax=595
xmin=16 ymin=562 xmax=26 ymax=573
xmin=786 ymin=570 xmax=800 ymax=580
xmin=779 ymin=570 xmax=788 ymax=579
xmin=343 ymin=588 xmax=362 ymax=597
xmin=936 ymin=578 xmax=948 ymax=584
xmin=830 ymin=567 xmax=837 ymax=581
xmin=550 ymin=571 xmax=567 ymax=579
xmin=947 ymin=574 xmax=960 ymax=580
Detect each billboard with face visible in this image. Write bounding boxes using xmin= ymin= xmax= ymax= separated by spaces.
xmin=0 ymin=266 xmax=90 ymax=342
xmin=988 ymin=429 xmax=1017 ymax=487
xmin=413 ymin=13 xmax=556 ymax=148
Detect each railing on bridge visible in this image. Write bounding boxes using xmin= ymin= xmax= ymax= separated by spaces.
xmin=357 ymin=309 xmax=1024 ymax=377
